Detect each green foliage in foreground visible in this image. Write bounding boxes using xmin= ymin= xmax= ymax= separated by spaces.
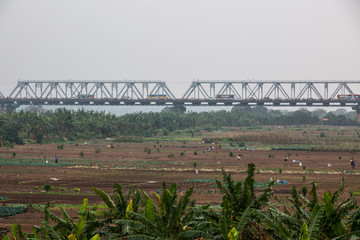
xmin=3 ymin=164 xmax=360 ymax=239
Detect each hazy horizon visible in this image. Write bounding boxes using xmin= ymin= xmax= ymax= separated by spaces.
xmin=1 ymin=0 xmax=360 ymax=96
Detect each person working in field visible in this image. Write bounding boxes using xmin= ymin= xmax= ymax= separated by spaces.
xmin=350 ymin=159 xmax=355 ymax=169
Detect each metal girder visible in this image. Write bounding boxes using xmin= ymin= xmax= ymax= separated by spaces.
xmin=9 ymin=80 xmax=175 ymax=99
xmin=182 ymin=80 xmax=360 ymax=100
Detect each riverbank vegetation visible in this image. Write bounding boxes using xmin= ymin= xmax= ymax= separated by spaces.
xmin=0 ymin=107 xmax=357 ymax=146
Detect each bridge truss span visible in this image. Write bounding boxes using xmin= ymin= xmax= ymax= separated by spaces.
xmin=2 ymin=80 xmax=360 ymax=110
xmin=9 ymin=80 xmax=175 ymax=100
xmin=182 ymin=80 xmax=360 ymax=100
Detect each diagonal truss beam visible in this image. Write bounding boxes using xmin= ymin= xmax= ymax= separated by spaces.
xmin=329 ymin=83 xmax=354 ymax=99
xmin=264 ymin=83 xmax=290 ymax=99
xmin=182 ymin=82 xmax=210 ymax=99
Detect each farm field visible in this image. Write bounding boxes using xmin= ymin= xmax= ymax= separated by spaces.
xmin=1 ymin=125 xmax=360 ymax=232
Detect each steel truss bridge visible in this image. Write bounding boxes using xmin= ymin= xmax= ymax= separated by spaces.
xmin=1 ymin=80 xmax=360 ymax=111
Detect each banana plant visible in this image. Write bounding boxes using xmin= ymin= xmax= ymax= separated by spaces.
xmin=3 ymin=199 xmax=101 ymax=240
xmin=36 ymin=198 xmax=100 ymax=240
xmin=120 ymin=182 xmax=212 ymax=239
xmin=215 ymin=164 xmax=274 ymax=239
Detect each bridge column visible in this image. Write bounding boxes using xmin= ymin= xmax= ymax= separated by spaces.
xmin=352 ymin=106 xmax=360 ymax=123
xmin=0 ymin=104 xmax=18 ymax=113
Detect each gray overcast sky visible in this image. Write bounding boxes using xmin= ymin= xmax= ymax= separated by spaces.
xmin=1 ymin=0 xmax=360 ymax=97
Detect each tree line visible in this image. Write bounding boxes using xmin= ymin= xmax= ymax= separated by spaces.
xmin=0 ymin=106 xmax=357 ymax=146
xmin=3 ymin=164 xmax=360 ymax=239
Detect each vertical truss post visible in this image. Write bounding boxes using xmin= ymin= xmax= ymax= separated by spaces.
xmin=210 ymin=83 xmax=215 ymax=98
xmin=291 ymin=83 xmax=295 ymax=99
xmin=324 ymin=83 xmax=328 ymax=99
xmin=242 ymin=83 xmax=247 ymax=99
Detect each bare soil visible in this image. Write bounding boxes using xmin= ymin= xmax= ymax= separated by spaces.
xmin=1 ymin=138 xmax=360 ymax=232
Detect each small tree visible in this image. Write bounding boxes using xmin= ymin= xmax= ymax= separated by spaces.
xmin=12 ymin=152 xmax=16 ymax=158
xmin=193 ymin=162 xmax=197 ymax=168
xmin=79 ymin=152 xmax=84 ymax=158
xmin=42 ymin=184 xmax=52 ymax=192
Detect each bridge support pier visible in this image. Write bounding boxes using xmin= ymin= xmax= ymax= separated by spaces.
xmin=352 ymin=106 xmax=360 ymax=123
xmin=0 ymin=104 xmax=18 ymax=113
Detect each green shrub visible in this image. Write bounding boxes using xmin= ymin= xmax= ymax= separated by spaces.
xmin=59 ymin=187 xmax=67 ymax=192
xmin=79 ymin=151 xmax=84 ymax=158
xmin=95 ymin=148 xmax=101 ymax=154
xmin=353 ymin=190 xmax=360 ymax=196
xmin=11 ymin=152 xmax=16 ymax=158
xmin=73 ymin=188 xmax=80 ymax=192
xmin=193 ymin=162 xmax=197 ymax=168
xmin=42 ymin=184 xmax=53 ymax=192
xmin=194 ymin=151 xmax=197 ymax=155
xmin=229 ymin=152 xmax=234 ymax=157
